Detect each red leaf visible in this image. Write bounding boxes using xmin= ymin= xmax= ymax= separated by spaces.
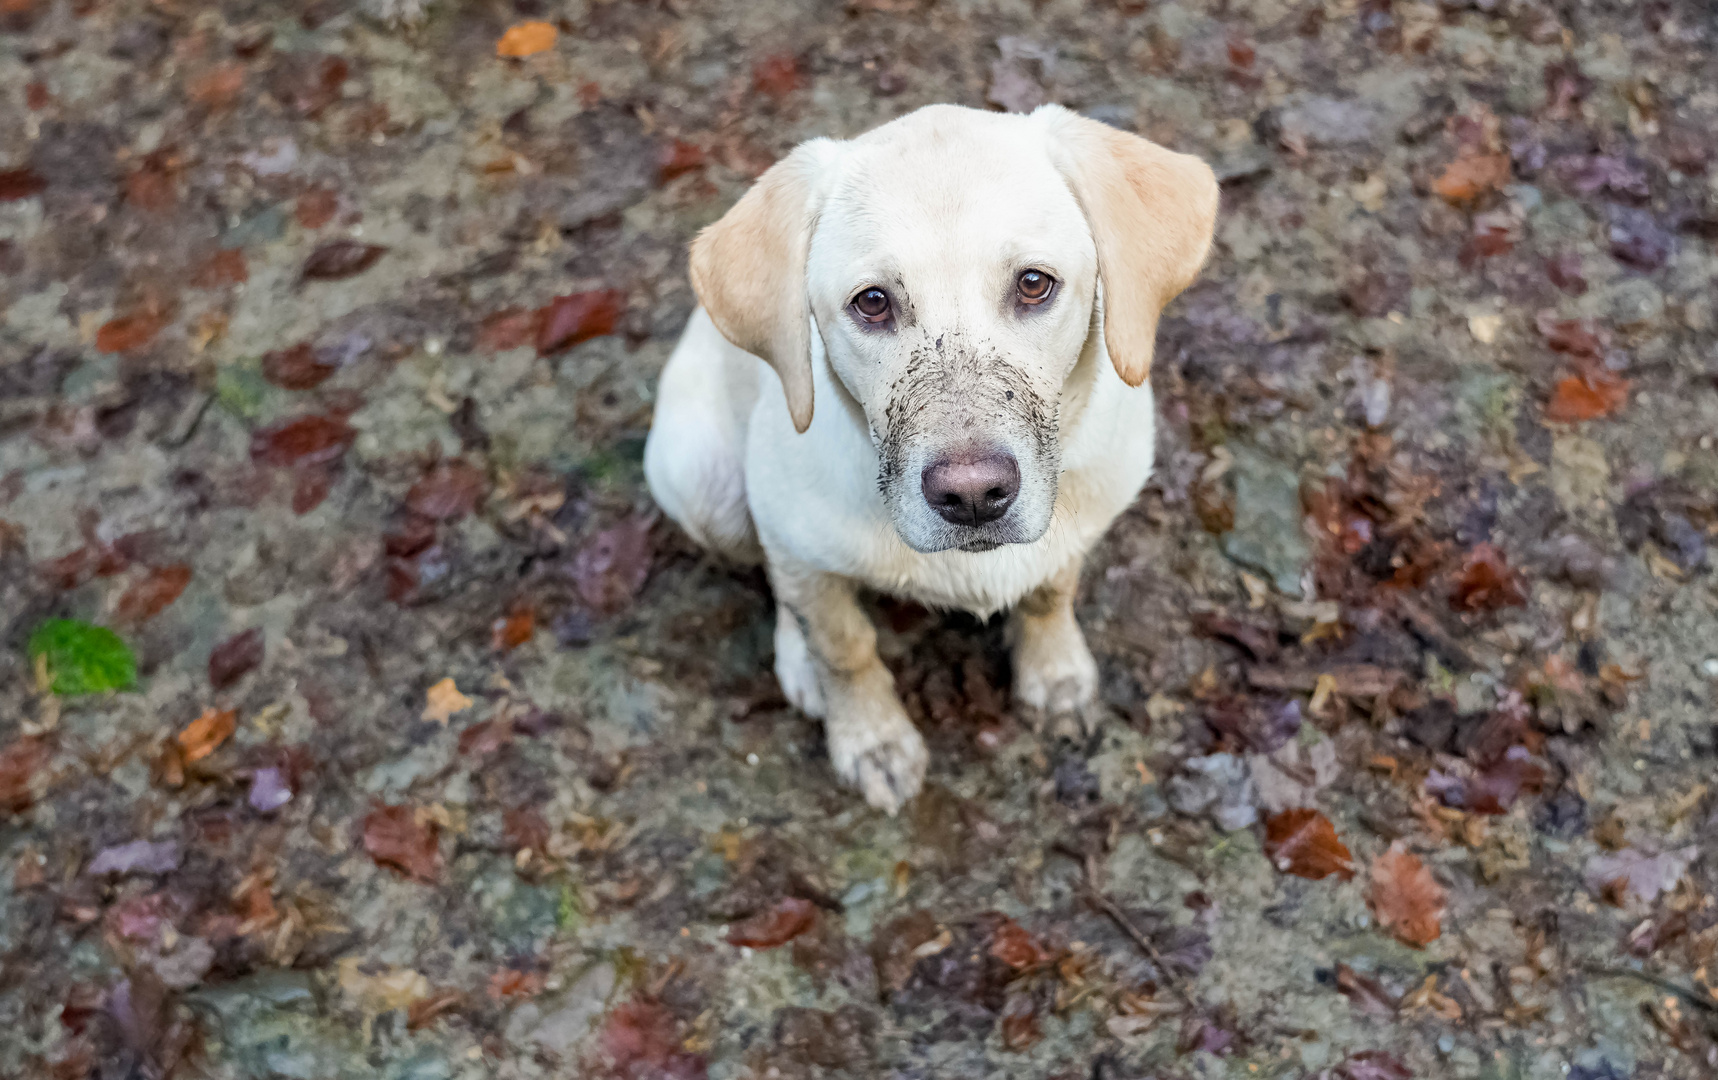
xmin=571 ymin=515 xmax=654 ymax=613
xmin=261 ymin=343 xmax=337 ymax=390
xmin=1533 ymin=312 xmax=1608 ymax=359
xmin=658 ymin=139 xmax=707 ymax=183
xmin=0 ymin=737 xmax=50 ymax=814
xmin=535 ymin=290 xmax=623 ymax=355
xmin=1450 ymin=542 xmax=1528 ymax=611
xmin=491 ymin=604 xmax=535 ymax=652
xmin=751 ymin=53 xmax=804 ymax=100
xmin=291 ymin=465 xmax=337 ymax=514
xmin=0 ymin=167 xmax=47 ymax=201
xmin=1368 ymin=842 xmax=1445 ymax=948
xmin=405 ymin=460 xmax=488 ymax=520
xmin=487 ymin=969 xmax=545 ymax=1001
xmin=250 ymin=414 xmax=355 ymax=469
xmin=295 ymin=188 xmax=339 ymax=229
xmin=384 ymin=517 xmax=437 ymax=558
xmin=1545 ymin=252 xmax=1587 ymax=296
xmin=209 ymin=628 xmax=264 ymax=689
xmin=190 ymin=249 xmax=248 ymax=289
xmin=114 ymin=564 xmax=192 ymax=624
xmin=1464 ymin=748 xmax=1546 ymax=815
xmin=96 ymin=310 xmax=169 ymax=354
xmin=1263 ymin=808 xmax=1355 ymax=881
xmin=302 ymin=240 xmax=387 ymax=281
xmin=597 ymin=1000 xmax=703 ymax=1074
xmin=1546 ymin=369 xmax=1630 ymax=423
xmin=987 ymin=917 xmax=1051 ymax=969
xmin=477 ymin=307 xmax=537 ymax=353
xmin=726 ymin=896 xmax=817 ymax=948
xmin=362 ymin=803 xmax=442 ymax=882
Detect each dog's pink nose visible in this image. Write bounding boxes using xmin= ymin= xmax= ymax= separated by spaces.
xmin=921 ymin=450 xmax=1019 ymax=526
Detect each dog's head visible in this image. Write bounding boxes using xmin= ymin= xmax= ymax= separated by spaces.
xmin=690 ymin=105 xmax=1218 ymax=553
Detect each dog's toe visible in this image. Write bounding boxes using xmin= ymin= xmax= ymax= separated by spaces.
xmin=774 ymin=610 xmax=827 ymax=719
xmin=827 ymin=714 xmax=928 ymax=815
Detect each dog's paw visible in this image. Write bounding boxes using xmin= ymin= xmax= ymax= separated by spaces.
xmin=1013 ymin=622 xmax=1100 ymax=723
xmin=825 ymin=702 xmax=928 ymax=815
xmin=774 ymin=610 xmax=826 ymax=719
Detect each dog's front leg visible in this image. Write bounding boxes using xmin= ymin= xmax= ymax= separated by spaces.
xmin=1011 ymin=559 xmax=1101 ymax=735
xmin=770 ymin=563 xmax=928 ymax=814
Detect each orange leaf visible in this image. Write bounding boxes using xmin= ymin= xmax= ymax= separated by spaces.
xmin=1450 ymin=542 xmax=1527 ymax=611
xmin=188 ymin=62 xmax=245 ymax=108
xmin=177 ymin=707 xmax=237 ymax=763
xmin=1264 ymin=808 xmax=1355 ymax=881
xmin=1545 ymin=369 xmax=1630 ymax=423
xmin=726 ymin=896 xmax=817 ymax=948
xmin=988 ymin=917 xmax=1052 ymax=969
xmin=1368 ymin=842 xmax=1446 ymax=948
xmin=496 ymin=21 xmax=557 ymax=58
xmin=1431 ymin=152 xmax=1511 ymax=203
xmin=491 ymin=605 xmax=535 ymax=652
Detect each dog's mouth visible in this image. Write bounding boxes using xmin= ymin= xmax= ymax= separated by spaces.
xmin=958 ymin=539 xmax=1002 ymax=553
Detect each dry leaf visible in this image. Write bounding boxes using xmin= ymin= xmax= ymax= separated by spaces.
xmin=1450 ymin=542 xmax=1528 ymax=611
xmin=496 ymin=21 xmax=557 ymax=58
xmin=1263 ymin=808 xmax=1355 ymax=881
xmin=250 ymin=415 xmax=356 ymax=469
xmin=1431 ymin=152 xmax=1511 ymax=203
xmin=209 ymin=628 xmax=264 ymax=688
xmin=362 ymin=803 xmax=442 ymax=882
xmin=177 ymin=707 xmax=236 ymax=763
xmin=114 ymin=564 xmax=192 ymax=624
xmin=988 ymin=917 xmax=1052 ymax=970
xmin=1368 ymin=842 xmax=1446 ymax=948
xmin=301 ymin=240 xmax=387 ymax=282
xmin=1546 ymin=370 xmax=1630 ymax=423
xmin=405 ymin=460 xmax=488 ymax=520
xmin=726 ymin=897 xmax=818 ymax=948
xmin=421 ymin=677 xmax=473 ymax=725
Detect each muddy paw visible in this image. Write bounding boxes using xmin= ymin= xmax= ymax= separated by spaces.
xmin=1013 ymin=626 xmax=1100 ymax=730
xmin=825 ymin=707 xmax=928 ymax=815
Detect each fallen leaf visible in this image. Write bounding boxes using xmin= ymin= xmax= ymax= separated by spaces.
xmin=535 ymin=290 xmax=623 ymax=355
xmin=295 ymin=187 xmax=339 ymax=229
xmin=96 ymin=310 xmax=170 ymax=354
xmin=1264 ymin=808 xmax=1355 ymax=881
xmin=190 ymin=249 xmax=248 ymax=289
xmin=260 ymin=343 xmax=336 ymax=389
xmin=0 ymin=738 xmax=50 ymax=814
xmin=113 ymin=565 xmax=192 ymax=625
xmin=302 ymin=240 xmax=387 ymax=282
xmin=209 ymin=628 xmax=264 ymax=688
xmin=1533 ymin=312 xmax=1609 ymax=359
xmin=658 ymin=139 xmax=707 ymax=183
xmin=572 ymin=515 xmax=654 ymax=613
xmin=998 ymin=992 xmax=1042 ymax=1051
xmin=1338 ymin=1050 xmax=1413 ymax=1080
xmin=406 ymin=988 xmax=464 ymax=1031
xmin=1466 ymin=313 xmax=1502 ymax=343
xmin=496 ymin=20 xmax=557 ymax=58
xmin=421 ymin=677 xmax=473 ymax=725
xmin=292 ymin=464 xmax=338 ymax=514
xmin=337 ymin=957 xmax=431 ymax=1013
xmin=1432 ymin=152 xmax=1511 ymax=203
xmin=727 ymin=896 xmax=818 ymax=948
xmin=28 ymin=619 xmax=137 ymax=695
xmin=1450 ymin=542 xmax=1528 ymax=611
xmin=491 ymin=604 xmax=535 ymax=652
xmin=752 ymin=53 xmax=804 ymax=99
xmin=250 ymin=414 xmax=355 ymax=469
xmin=597 ymin=999 xmax=703 ymax=1075
xmin=477 ymin=307 xmax=536 ymax=352
xmin=248 ymin=766 xmax=292 ymax=813
xmin=405 ymin=460 xmax=488 ymax=520
xmin=1334 ymin=962 xmax=1397 ymax=1017
xmin=0 ymin=167 xmax=47 ymax=201
xmin=502 ymin=806 xmax=550 ymax=856
xmin=988 ymin=917 xmax=1051 ymax=969
xmin=1368 ymin=842 xmax=1445 ymax=948
xmin=187 ymin=63 xmax=245 ymax=108
xmin=1585 ymin=847 xmax=1697 ymax=907
xmin=487 ymin=968 xmax=545 ymax=1001
xmin=88 ymin=840 xmax=181 ymax=876
xmin=1546 ymin=252 xmax=1587 ymax=295
xmin=176 ymin=708 xmax=236 ymax=763
xmin=362 ymin=804 xmax=442 ymax=882
xmin=1546 ymin=370 xmax=1630 ymax=423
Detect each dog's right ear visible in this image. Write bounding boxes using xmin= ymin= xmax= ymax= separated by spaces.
xmin=689 ymin=140 xmax=840 ymax=434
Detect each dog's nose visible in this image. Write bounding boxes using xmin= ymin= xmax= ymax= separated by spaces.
xmin=921 ymin=450 xmax=1020 ymax=526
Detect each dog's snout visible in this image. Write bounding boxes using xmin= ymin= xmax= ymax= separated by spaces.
xmin=921 ymin=450 xmax=1020 ymax=526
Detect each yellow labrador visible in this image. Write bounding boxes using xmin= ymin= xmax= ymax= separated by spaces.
xmin=645 ymin=104 xmax=1218 ymax=813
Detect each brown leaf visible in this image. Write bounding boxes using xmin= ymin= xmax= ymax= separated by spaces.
xmin=0 ymin=737 xmax=50 ymax=814
xmin=572 ymin=515 xmax=654 ymax=614
xmin=1546 ymin=370 xmax=1630 ymax=423
xmin=190 ymin=249 xmax=248 ymax=289
xmin=0 ymin=167 xmax=47 ymax=201
xmin=406 ymin=988 xmax=464 ymax=1032
xmin=124 ymin=164 xmax=177 ymax=212
xmin=1263 ymin=808 xmax=1355 ymax=881
xmin=302 ymin=240 xmax=387 ymax=282
xmin=291 ymin=465 xmax=337 ymax=515
xmin=752 ymin=53 xmax=804 ymax=100
xmin=96 ymin=310 xmax=170 ymax=354
xmin=295 ymin=188 xmax=339 ymax=229
xmin=988 ymin=917 xmax=1052 ymax=970
xmin=187 ymin=62 xmax=245 ymax=109
xmin=261 ymin=343 xmax=337 ymax=390
xmin=1533 ymin=312 xmax=1609 ymax=358
xmin=487 ymin=968 xmax=544 ymax=1001
xmin=1450 ymin=542 xmax=1527 ymax=611
xmin=491 ymin=604 xmax=535 ymax=652
xmin=177 ymin=707 xmax=236 ymax=763
xmin=405 ymin=460 xmax=488 ymax=521
xmin=250 ymin=414 xmax=355 ymax=469
xmin=535 ymin=290 xmax=623 ymax=355
xmin=998 ymin=992 xmax=1041 ymax=1051
xmin=363 ymin=804 xmax=442 ymax=882
xmin=209 ymin=628 xmax=264 ymax=689
xmin=658 ymin=139 xmax=707 ymax=183
xmin=727 ymin=896 xmax=818 ymax=948
xmin=1338 ymin=1050 xmax=1413 ymax=1080
xmin=1334 ymin=962 xmax=1398 ymax=1017
xmin=476 ymin=308 xmax=536 ymax=353
xmin=114 ymin=564 xmax=192 ymax=624
xmin=1432 ymin=152 xmax=1511 ymax=203
xmin=502 ymin=806 xmax=550 ymax=855
xmin=1368 ymin=842 xmax=1446 ymax=948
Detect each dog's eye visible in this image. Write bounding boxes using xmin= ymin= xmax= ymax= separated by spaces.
xmin=1017 ymin=269 xmax=1054 ymax=305
xmin=851 ymin=287 xmax=892 ymax=322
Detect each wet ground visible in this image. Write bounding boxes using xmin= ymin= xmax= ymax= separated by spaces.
xmin=4 ymin=0 xmax=1718 ymax=1077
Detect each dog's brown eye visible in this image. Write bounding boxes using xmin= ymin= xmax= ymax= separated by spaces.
xmin=852 ymin=287 xmax=891 ymax=322
xmin=1017 ymin=269 xmax=1053 ymax=304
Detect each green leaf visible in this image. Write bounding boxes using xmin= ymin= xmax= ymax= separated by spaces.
xmin=27 ymin=619 xmax=137 ymax=695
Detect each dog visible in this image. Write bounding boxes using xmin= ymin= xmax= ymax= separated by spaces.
xmin=645 ymin=103 xmax=1218 ymax=813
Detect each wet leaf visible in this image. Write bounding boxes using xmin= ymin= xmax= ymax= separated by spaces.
xmin=0 ymin=167 xmax=47 ymax=201
xmin=405 ymin=460 xmax=488 ymax=520
xmin=1334 ymin=962 xmax=1397 ymax=1017
xmin=535 ymin=290 xmax=623 ymax=355
xmin=421 ymin=677 xmax=473 ymax=725
xmin=727 ymin=896 xmax=818 ymax=948
xmin=96 ymin=309 xmax=169 ymax=354
xmin=29 ymin=619 xmax=137 ymax=695
xmin=1264 ymin=808 xmax=1355 ymax=881
xmin=1338 ymin=1050 xmax=1413 ymax=1080
xmin=113 ymin=564 xmax=191 ymax=624
xmin=301 ymin=240 xmax=387 ymax=281
xmin=209 ymin=628 xmax=264 ymax=688
xmin=250 ymin=414 xmax=355 ymax=469
xmin=496 ymin=20 xmax=557 ymax=58
xmin=1585 ymin=846 xmax=1697 ymax=907
xmin=176 ymin=707 xmax=236 ymax=764
xmin=362 ymin=803 xmax=442 ymax=882
xmin=987 ymin=917 xmax=1051 ymax=969
xmin=1546 ymin=370 xmax=1630 ymax=423
xmin=571 ymin=515 xmax=655 ymax=614
xmin=1428 ymin=747 xmax=1545 ymax=815
xmin=260 ymin=343 xmax=336 ymax=389
xmin=477 ymin=307 xmax=536 ymax=353
xmin=1368 ymin=842 xmax=1445 ymax=948
xmin=1431 ymin=152 xmax=1511 ymax=203
xmin=88 ymin=839 xmax=181 ymax=876
xmin=190 ymin=249 xmax=248 ymax=289
xmin=491 ymin=604 xmax=535 ymax=652
xmin=0 ymin=737 xmax=50 ymax=814
xmin=1450 ymin=542 xmax=1527 ymax=611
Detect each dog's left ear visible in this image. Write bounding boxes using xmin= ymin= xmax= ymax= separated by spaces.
xmin=1039 ymin=106 xmax=1219 ymax=388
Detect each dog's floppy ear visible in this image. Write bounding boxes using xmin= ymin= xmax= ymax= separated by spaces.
xmin=689 ymin=140 xmax=840 ymax=434
xmin=1039 ymin=106 xmax=1219 ymax=387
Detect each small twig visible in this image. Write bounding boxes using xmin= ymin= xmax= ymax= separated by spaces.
xmin=1580 ymin=964 xmax=1718 ymax=1014
xmin=1064 ymin=849 xmax=1196 ymax=1009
